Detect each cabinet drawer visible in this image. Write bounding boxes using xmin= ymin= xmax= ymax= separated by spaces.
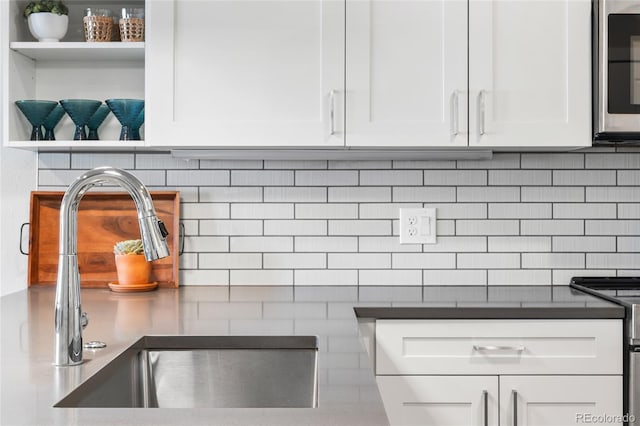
xmin=376 ymin=319 xmax=622 ymax=375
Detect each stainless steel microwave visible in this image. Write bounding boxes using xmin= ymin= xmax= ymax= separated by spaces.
xmin=595 ymin=0 xmax=640 ymax=142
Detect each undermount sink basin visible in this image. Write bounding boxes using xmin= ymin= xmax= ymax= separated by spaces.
xmin=55 ymin=335 xmax=319 ymax=408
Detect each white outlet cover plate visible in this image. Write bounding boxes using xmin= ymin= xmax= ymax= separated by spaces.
xmin=400 ymin=208 xmax=437 ymax=244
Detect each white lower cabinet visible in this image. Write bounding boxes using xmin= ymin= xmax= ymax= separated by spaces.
xmin=375 ymin=320 xmax=623 ymax=426
xmin=377 ymin=375 xmax=622 ymax=426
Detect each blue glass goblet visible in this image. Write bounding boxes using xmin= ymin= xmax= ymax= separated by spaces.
xmin=15 ymin=100 xmax=58 ymax=141
xmin=105 ymin=99 xmax=145 ymax=141
xmin=131 ymin=108 xmax=144 ymax=140
xmin=42 ymin=104 xmax=66 ymax=140
xmin=87 ymin=104 xmax=111 ymax=140
xmin=59 ymin=99 xmax=102 ymax=140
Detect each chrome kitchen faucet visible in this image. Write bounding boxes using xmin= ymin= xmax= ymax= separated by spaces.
xmin=54 ymin=167 xmax=170 ymax=366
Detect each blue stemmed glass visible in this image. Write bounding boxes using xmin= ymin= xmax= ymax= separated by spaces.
xmin=42 ymin=104 xmax=66 ymax=140
xmin=105 ymin=99 xmax=145 ymax=141
xmin=15 ymin=100 xmax=58 ymax=141
xmin=131 ymin=108 xmax=144 ymax=140
xmin=59 ymin=99 xmax=102 ymax=140
xmin=87 ymin=104 xmax=111 ymax=140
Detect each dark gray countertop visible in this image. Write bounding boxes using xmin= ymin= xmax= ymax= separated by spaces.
xmin=0 ymin=285 xmax=623 ymax=426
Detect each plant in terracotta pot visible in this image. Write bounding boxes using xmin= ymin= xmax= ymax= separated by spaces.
xmin=24 ymin=0 xmax=69 ymax=42
xmin=113 ymin=239 xmax=151 ymax=285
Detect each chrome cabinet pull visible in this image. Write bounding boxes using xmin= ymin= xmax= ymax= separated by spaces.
xmin=482 ymin=390 xmax=488 ymax=426
xmin=512 ymin=390 xmax=518 ymax=426
xmin=450 ymin=90 xmax=460 ymax=136
xmin=329 ymin=90 xmax=337 ymax=136
xmin=473 ymin=345 xmax=525 ymax=352
xmin=477 ymin=90 xmax=486 ymax=136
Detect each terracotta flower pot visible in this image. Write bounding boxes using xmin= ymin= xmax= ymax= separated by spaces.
xmin=115 ymin=254 xmax=151 ymax=285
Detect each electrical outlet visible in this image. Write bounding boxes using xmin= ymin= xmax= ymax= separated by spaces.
xmin=399 ymin=208 xmax=437 ymax=244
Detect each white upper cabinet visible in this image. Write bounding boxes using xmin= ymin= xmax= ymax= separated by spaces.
xmin=346 ymin=0 xmax=468 ymax=148
xmin=146 ymin=0 xmax=344 ymax=147
xmin=469 ymin=0 xmax=591 ymax=148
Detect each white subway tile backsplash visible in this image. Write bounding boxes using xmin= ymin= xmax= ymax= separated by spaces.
xmin=553 ymin=203 xmax=617 ymax=219
xmin=295 ymin=203 xmax=359 ymax=219
xmin=456 ymin=220 xmax=519 ymax=235
xmin=199 ymin=253 xmax=262 ymax=269
xmin=232 ymin=170 xmax=293 ymax=186
xmin=423 ymin=269 xmax=487 ymax=286
xmin=521 ymin=220 xmax=584 ymax=235
xmin=552 ymin=236 xmax=616 ymax=252
xmin=329 ymin=220 xmax=391 ymax=236
xmin=488 ymin=269 xmax=551 ymax=286
xmin=586 ymin=220 xmax=640 ymax=235
xmin=295 ymin=270 xmax=358 ymax=286
xmin=553 ymin=170 xmax=615 ymax=186
xmin=295 ymin=170 xmax=358 ymax=186
xmin=168 ymin=170 xmax=228 ymax=186
xmin=423 ymin=170 xmax=487 ymax=186
xmin=488 ymin=236 xmax=551 ymax=252
xmin=328 ymin=253 xmax=391 ymax=269
xmin=587 ymin=187 xmax=640 ymax=202
xmin=521 ymin=253 xmax=585 ymax=269
xmin=457 ymin=253 xmax=520 ymax=269
xmin=263 ymin=253 xmax=326 ymax=269
xmin=359 ymin=270 xmax=422 ymax=286
xmin=231 ymin=203 xmax=293 ymax=219
xmin=329 ymin=187 xmax=391 ymax=202
xmin=458 ymin=187 xmax=520 ymax=202
xmin=295 ymin=236 xmax=358 ymax=252
xmin=421 ymin=236 xmax=487 ymax=252
xmin=586 ymin=253 xmax=640 ymax=269
xmin=38 ymin=151 xmax=640 ymax=291
xmin=489 ymin=170 xmax=551 ymax=186
xmin=230 ymin=270 xmax=293 ymax=286
xmin=264 ymin=187 xmax=326 ymax=202
xmin=264 ymin=220 xmax=327 ymax=236
xmin=200 ymin=187 xmax=262 ymax=202
xmin=521 ymin=153 xmax=584 ymax=169
xmin=393 ymin=187 xmax=456 ymax=202
xmin=361 ymin=170 xmax=422 ymax=186
xmin=521 ymin=187 xmax=584 ymax=202
xmin=200 ymin=220 xmax=262 ymax=236
xmin=392 ymin=253 xmax=456 ymax=269
xmin=230 ymin=236 xmax=293 ymax=252
xmin=488 ymin=203 xmax=552 ymax=219
xmin=586 ymin=153 xmax=640 ymax=169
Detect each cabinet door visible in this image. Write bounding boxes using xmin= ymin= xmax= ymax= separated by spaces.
xmin=346 ymin=0 xmax=468 ymax=147
xmin=376 ymin=376 xmax=498 ymax=426
xmin=500 ymin=376 xmax=623 ymax=426
xmin=469 ymin=0 xmax=591 ymax=148
xmin=146 ymin=0 xmax=344 ymax=147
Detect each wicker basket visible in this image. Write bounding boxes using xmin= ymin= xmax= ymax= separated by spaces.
xmin=83 ymin=15 xmax=113 ymax=42
xmin=119 ymin=18 xmax=144 ymax=42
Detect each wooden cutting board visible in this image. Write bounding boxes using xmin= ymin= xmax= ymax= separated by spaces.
xmin=27 ymin=191 xmax=180 ymax=288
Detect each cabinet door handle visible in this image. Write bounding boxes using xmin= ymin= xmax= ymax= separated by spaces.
xmin=450 ymin=90 xmax=459 ymax=137
xmin=329 ymin=90 xmax=337 ymax=136
xmin=482 ymin=390 xmax=488 ymax=426
xmin=473 ymin=345 xmax=525 ymax=352
xmin=477 ymin=90 xmax=486 ymax=136
xmin=512 ymin=390 xmax=518 ymax=426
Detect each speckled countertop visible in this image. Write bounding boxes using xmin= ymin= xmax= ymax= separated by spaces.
xmin=0 ymin=285 xmax=623 ymax=426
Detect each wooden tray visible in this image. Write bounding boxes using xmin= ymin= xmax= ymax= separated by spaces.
xmin=27 ymin=191 xmax=180 ymax=288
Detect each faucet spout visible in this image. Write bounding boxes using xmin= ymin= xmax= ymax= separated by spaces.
xmin=54 ymin=167 xmax=170 ymax=366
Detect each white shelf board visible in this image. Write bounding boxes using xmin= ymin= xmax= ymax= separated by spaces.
xmin=9 ymin=42 xmax=144 ymax=61
xmin=7 ymin=140 xmax=147 ymax=151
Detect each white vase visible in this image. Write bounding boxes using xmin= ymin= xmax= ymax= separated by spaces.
xmin=27 ymin=12 xmax=68 ymax=42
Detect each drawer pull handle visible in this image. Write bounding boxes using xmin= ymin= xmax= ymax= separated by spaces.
xmin=512 ymin=390 xmax=518 ymax=426
xmin=473 ymin=345 xmax=525 ymax=352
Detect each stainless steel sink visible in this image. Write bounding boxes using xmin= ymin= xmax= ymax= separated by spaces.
xmin=55 ymin=336 xmax=318 ymax=408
